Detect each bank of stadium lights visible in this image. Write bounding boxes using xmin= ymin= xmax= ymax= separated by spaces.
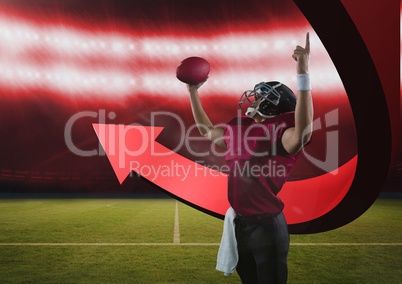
xmin=0 ymin=23 xmax=135 ymax=57
xmin=42 ymin=31 xmax=136 ymax=56
xmin=0 ymin=64 xmax=137 ymax=94
xmin=45 ymin=72 xmax=136 ymax=90
xmin=0 ymin=62 xmax=342 ymax=96
xmin=0 ymin=17 xmax=344 ymax=96
xmin=0 ymin=26 xmax=290 ymax=58
xmin=45 ymin=73 xmax=137 ymax=95
xmin=0 ymin=16 xmax=316 ymax=59
xmin=0 ymin=67 xmax=135 ymax=89
xmin=141 ymin=40 xmax=273 ymax=57
xmin=0 ymin=20 xmax=304 ymax=59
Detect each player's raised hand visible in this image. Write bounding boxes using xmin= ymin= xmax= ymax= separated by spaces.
xmin=186 ymin=77 xmax=208 ymax=92
xmin=292 ymin=32 xmax=310 ymax=74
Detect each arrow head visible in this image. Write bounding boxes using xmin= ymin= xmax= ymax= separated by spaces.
xmin=92 ymin=123 xmax=164 ymax=184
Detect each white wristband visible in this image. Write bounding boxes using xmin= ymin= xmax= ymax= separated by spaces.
xmin=297 ymin=74 xmax=311 ymax=91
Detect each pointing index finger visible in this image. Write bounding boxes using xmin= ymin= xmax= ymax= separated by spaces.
xmin=305 ymin=32 xmax=310 ymax=52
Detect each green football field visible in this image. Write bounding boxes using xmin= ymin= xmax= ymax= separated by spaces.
xmin=0 ymin=198 xmax=400 ymax=283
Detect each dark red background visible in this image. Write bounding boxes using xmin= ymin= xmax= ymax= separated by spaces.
xmin=0 ymin=0 xmax=399 ymax=196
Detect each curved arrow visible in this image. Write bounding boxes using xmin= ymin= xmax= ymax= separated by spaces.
xmin=291 ymin=0 xmax=392 ymax=233
xmin=92 ymin=123 xmax=230 ymax=216
xmin=93 ymin=123 xmax=357 ymax=225
xmin=279 ymin=156 xmax=356 ymax=225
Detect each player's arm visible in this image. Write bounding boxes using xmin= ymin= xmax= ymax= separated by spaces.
xmin=187 ymin=80 xmax=227 ymax=149
xmin=282 ymin=32 xmax=314 ymax=154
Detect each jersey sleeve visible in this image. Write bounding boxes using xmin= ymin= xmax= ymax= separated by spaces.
xmin=274 ymin=112 xmax=297 ymax=156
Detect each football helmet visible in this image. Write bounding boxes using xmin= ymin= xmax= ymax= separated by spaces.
xmin=238 ymin=81 xmax=296 ymax=118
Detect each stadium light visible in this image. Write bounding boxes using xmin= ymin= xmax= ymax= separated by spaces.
xmin=0 ymin=15 xmax=344 ymax=98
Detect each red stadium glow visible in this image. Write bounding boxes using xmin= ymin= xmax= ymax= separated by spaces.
xmin=0 ymin=14 xmax=344 ymax=98
xmin=0 ymin=2 xmax=358 ymax=203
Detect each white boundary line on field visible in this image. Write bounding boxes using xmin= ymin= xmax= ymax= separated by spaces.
xmin=0 ymin=243 xmax=401 ymax=246
xmin=290 ymin=243 xmax=402 ymax=246
xmin=173 ymin=200 xmax=180 ymax=244
xmin=0 ymin=243 xmax=217 ymax=246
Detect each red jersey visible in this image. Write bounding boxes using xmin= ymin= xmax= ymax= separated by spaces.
xmin=223 ymin=112 xmax=299 ymax=216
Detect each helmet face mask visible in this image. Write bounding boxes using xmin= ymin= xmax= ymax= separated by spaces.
xmin=238 ymin=81 xmax=296 ymax=118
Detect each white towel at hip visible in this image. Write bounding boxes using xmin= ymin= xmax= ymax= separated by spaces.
xmin=216 ymin=207 xmax=238 ymax=276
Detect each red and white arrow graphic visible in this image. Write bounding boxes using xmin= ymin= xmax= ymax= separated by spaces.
xmin=92 ymin=123 xmax=230 ymax=216
xmin=93 ymin=123 xmax=357 ymax=225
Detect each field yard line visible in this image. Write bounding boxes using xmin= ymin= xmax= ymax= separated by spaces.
xmin=0 ymin=243 xmax=401 ymax=246
xmin=173 ymin=200 xmax=180 ymax=244
xmin=0 ymin=243 xmax=219 ymax=246
xmin=291 ymin=243 xmax=402 ymax=246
